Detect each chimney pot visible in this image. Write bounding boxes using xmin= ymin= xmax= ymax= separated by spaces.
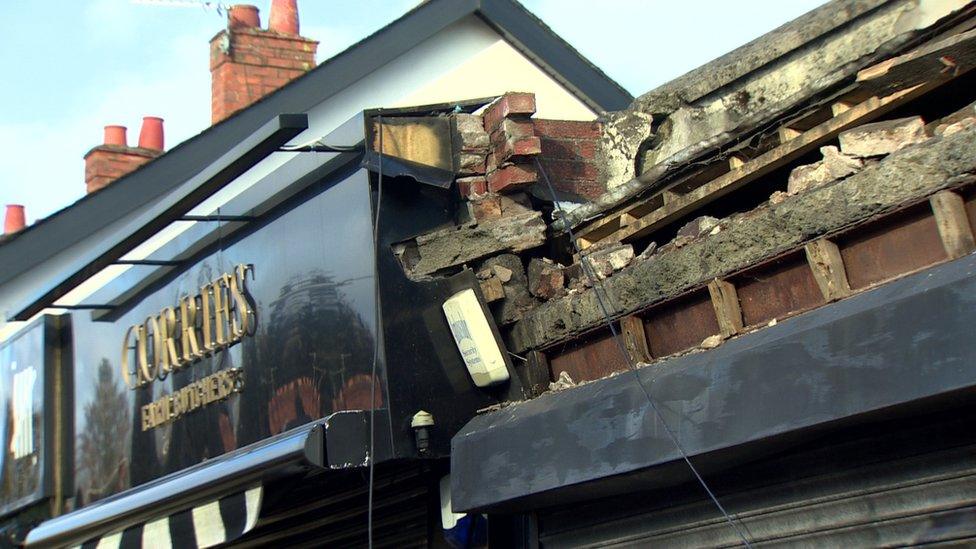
xmin=4 ymin=205 xmax=25 ymax=235
xmin=138 ymin=116 xmax=165 ymax=151
xmin=103 ymin=125 xmax=128 ymax=147
xmin=228 ymin=4 xmax=260 ymax=29
xmin=269 ymin=0 xmax=299 ymax=35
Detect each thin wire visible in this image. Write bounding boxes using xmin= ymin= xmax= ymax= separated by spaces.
xmin=367 ymin=112 xmax=384 ymax=549
xmin=536 ymin=158 xmax=754 ymax=548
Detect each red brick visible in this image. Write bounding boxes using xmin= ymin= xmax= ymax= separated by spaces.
xmin=539 ymin=138 xmax=577 ymax=160
xmin=457 ymin=176 xmax=487 ymax=198
xmin=483 ymin=92 xmax=537 ymax=133
xmin=470 ymin=195 xmax=503 ymax=220
xmin=553 ymin=179 xmax=605 ymax=200
xmin=487 ymin=164 xmax=538 ymax=193
xmin=539 ymin=159 xmax=598 ymax=182
xmin=577 ymin=140 xmax=598 ymax=160
xmin=533 ymin=119 xmax=602 ymax=139
xmin=490 ymin=119 xmax=534 ymax=144
xmin=494 ymin=135 xmax=541 ymax=164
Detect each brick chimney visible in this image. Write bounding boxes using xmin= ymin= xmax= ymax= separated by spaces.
xmin=210 ymin=2 xmax=318 ymax=124
xmin=84 ymin=119 xmax=164 ymax=194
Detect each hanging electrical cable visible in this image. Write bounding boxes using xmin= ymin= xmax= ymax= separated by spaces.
xmin=535 ymin=158 xmax=755 ymax=548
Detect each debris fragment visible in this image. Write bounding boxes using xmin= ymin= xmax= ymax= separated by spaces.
xmin=548 ymin=371 xmax=576 ymax=392
xmin=677 ymin=215 xmax=720 ymax=239
xmin=819 ymin=145 xmax=863 ymax=179
xmin=838 ymin=116 xmax=927 ymax=157
xmin=787 ymin=161 xmax=832 ymax=194
xmin=769 ymin=190 xmax=789 ymax=204
xmin=700 ymin=334 xmax=723 ymax=349
xmin=409 ymin=211 xmax=546 ymax=276
xmin=581 ymin=243 xmax=635 ymax=279
xmin=527 ymin=258 xmax=566 ymax=300
xmin=492 ymin=264 xmax=513 ymax=283
xmin=787 ymin=146 xmax=862 ymax=195
xmin=479 ymin=254 xmax=536 ymax=325
xmin=637 ymin=241 xmax=658 ymax=260
xmin=479 ymin=276 xmax=505 ymax=302
xmin=941 ymin=117 xmax=976 ymax=137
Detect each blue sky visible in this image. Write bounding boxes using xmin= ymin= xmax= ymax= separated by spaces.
xmin=0 ymin=0 xmax=824 ymax=222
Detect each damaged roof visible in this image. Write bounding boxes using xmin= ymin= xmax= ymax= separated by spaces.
xmin=559 ymin=0 xmax=976 ymax=230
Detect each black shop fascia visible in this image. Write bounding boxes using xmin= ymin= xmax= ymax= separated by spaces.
xmin=14 ymin=103 xmax=522 ymax=547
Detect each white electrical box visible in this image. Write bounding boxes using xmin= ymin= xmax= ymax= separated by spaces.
xmin=442 ymin=288 xmax=510 ymax=387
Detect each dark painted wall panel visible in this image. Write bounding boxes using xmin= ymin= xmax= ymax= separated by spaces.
xmin=644 ymin=290 xmax=718 ymax=357
xmin=734 ymin=253 xmax=825 ymax=327
xmin=840 ymin=204 xmax=946 ymax=289
xmin=452 ymin=254 xmax=976 ymax=512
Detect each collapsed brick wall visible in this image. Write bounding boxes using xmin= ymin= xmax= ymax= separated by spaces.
xmin=455 ymin=92 xmax=605 ymax=211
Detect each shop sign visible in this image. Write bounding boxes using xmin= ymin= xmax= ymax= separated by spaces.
xmin=119 ymin=264 xmax=255 ymax=431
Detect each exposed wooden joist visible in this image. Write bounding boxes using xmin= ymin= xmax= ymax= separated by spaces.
xmin=620 ymin=315 xmax=652 ymax=363
xmin=805 ymin=238 xmax=852 ymax=301
xmin=777 ymin=126 xmax=802 ymax=144
xmin=929 ymin=190 xmax=976 ymax=259
xmin=707 ymin=279 xmax=744 ymax=338
xmin=520 ymin=351 xmax=552 ymax=399
xmin=857 ymin=27 xmax=976 ymax=96
xmin=831 ymin=100 xmax=856 ymax=116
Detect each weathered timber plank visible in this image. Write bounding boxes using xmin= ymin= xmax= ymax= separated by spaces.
xmin=520 ymin=350 xmax=551 ymax=398
xmin=575 ymin=161 xmax=726 ymax=242
xmin=857 ymin=27 xmax=976 ymax=96
xmin=707 ymin=279 xmax=744 ymax=338
xmin=804 ymin=239 xmax=852 ymax=301
xmin=620 ymin=315 xmax=652 ymax=363
xmin=930 ymin=190 xmax=976 ymax=259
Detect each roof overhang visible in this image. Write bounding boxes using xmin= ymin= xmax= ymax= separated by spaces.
xmin=450 ymin=253 xmax=976 ymax=513
xmin=0 ymin=114 xmax=308 ymax=321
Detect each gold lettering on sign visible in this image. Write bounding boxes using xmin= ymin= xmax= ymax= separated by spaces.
xmin=140 ymin=368 xmax=245 ymax=431
xmin=121 ymin=264 xmax=255 ymax=390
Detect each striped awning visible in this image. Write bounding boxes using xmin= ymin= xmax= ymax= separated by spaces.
xmin=27 ymin=415 xmax=386 ymax=548
xmin=77 ymin=486 xmax=261 ymax=549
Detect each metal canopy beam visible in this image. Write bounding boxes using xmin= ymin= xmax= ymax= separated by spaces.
xmin=25 ymin=410 xmax=392 ymax=548
xmin=451 ymin=254 xmax=976 ymax=513
xmin=0 ymin=114 xmax=307 ymax=321
xmin=81 ymin=110 xmax=369 ymax=322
